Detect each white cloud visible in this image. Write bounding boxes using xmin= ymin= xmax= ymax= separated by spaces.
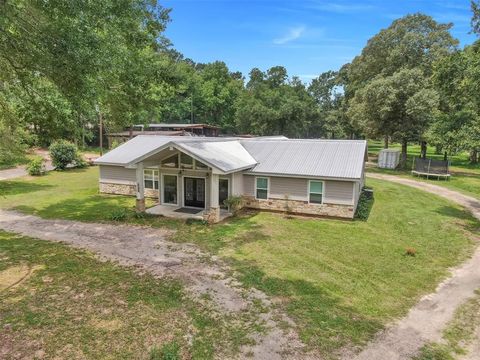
xmin=273 ymin=26 xmax=306 ymax=45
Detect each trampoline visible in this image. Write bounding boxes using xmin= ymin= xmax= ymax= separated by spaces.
xmin=411 ymin=157 xmax=450 ymax=180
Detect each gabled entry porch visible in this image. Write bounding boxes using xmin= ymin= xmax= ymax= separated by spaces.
xmin=132 ymin=144 xmax=237 ymax=223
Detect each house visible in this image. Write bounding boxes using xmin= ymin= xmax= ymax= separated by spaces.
xmin=94 ymin=136 xmax=367 ymax=222
xmin=106 ymin=123 xmax=221 ymax=148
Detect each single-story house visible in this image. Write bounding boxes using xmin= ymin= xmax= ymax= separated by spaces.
xmin=94 ymin=136 xmax=367 ymax=222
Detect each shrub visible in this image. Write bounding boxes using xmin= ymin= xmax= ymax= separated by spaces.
xmin=27 ymin=158 xmax=46 ymax=176
xmin=223 ymin=195 xmax=243 ymax=215
xmin=73 ymin=154 xmax=89 ymax=168
xmin=109 ymin=208 xmax=130 ymax=221
xmin=405 ymin=247 xmax=417 ymax=256
xmin=49 ymin=140 xmax=78 ymax=170
xmin=355 ymin=188 xmax=374 ymax=221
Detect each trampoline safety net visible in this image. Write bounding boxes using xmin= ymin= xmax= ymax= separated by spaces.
xmin=413 ymin=158 xmax=449 ymax=175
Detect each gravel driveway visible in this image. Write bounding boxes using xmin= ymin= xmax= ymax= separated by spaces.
xmin=0 ymin=210 xmax=306 ymax=360
xmin=350 ymin=173 xmax=480 ymax=360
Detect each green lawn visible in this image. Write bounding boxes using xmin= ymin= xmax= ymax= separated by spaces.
xmin=368 ymin=140 xmax=480 ymax=200
xmin=0 ymin=231 xmax=249 ymax=359
xmin=0 ymin=167 xmax=478 ymax=357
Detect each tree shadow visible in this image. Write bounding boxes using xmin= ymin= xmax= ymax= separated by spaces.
xmin=15 ymin=194 xmax=134 ymax=222
xmin=435 ymin=206 xmax=480 ymax=233
xmin=0 ymin=181 xmax=54 ymax=196
xmin=230 ymin=258 xmax=383 ymax=354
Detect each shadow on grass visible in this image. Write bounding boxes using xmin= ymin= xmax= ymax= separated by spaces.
xmin=435 ymin=206 xmax=480 ymax=233
xmin=15 ymin=195 xmax=134 ymax=222
xmin=0 ymin=181 xmax=54 ymax=196
xmin=231 ymin=258 xmax=383 ymax=354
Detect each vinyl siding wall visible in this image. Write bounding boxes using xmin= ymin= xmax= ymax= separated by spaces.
xmin=243 ymin=174 xmax=356 ymax=205
xmin=99 ymin=165 xmax=136 ymax=184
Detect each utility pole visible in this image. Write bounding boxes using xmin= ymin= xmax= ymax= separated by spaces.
xmin=190 ymin=95 xmax=194 ymax=124
xmin=96 ymin=104 xmax=103 ymax=155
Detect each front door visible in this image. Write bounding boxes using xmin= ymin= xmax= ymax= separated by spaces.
xmin=219 ymin=178 xmax=229 ymax=209
xmin=184 ymin=177 xmax=205 ymax=208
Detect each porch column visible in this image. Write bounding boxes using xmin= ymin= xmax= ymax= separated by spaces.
xmin=204 ymin=173 xmax=220 ymax=223
xmin=135 ymin=162 xmax=145 ymax=212
xmin=210 ymin=173 xmax=219 ymax=208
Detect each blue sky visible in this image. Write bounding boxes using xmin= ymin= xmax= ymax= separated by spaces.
xmin=161 ymin=0 xmax=477 ymax=82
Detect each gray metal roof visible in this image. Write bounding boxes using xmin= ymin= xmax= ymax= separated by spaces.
xmin=241 ymin=139 xmax=367 ymax=179
xmin=177 ymin=141 xmax=257 ymax=172
xmin=95 ymin=136 xmax=366 ymax=179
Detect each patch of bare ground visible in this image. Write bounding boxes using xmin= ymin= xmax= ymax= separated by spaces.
xmin=0 ymin=210 xmax=309 ymax=359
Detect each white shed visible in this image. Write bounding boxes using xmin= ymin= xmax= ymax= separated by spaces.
xmin=378 ymin=149 xmax=400 ymax=169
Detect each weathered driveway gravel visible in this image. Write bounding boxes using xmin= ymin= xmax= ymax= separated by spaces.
xmin=350 ymin=173 xmax=480 ymax=360
xmin=0 ymin=210 xmax=307 ymax=359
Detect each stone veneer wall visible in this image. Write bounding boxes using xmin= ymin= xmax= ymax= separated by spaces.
xmin=242 ymin=196 xmax=354 ymax=219
xmin=203 ymin=207 xmax=220 ymax=224
xmin=99 ymin=182 xmax=158 ymax=199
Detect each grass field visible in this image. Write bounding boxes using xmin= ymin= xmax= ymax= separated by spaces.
xmin=368 ymin=140 xmax=480 ymax=200
xmin=0 ymin=231 xmax=249 ymax=359
xmin=0 ymin=167 xmax=478 ymax=357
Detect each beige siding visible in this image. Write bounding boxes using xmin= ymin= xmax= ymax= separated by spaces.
xmin=243 ymin=175 xmax=255 ymax=196
xmin=231 ymin=172 xmax=244 ymax=196
xmin=99 ymin=165 xmax=136 ymax=184
xmin=270 ymin=177 xmax=308 ymax=201
xmin=324 ymin=180 xmax=354 ymax=205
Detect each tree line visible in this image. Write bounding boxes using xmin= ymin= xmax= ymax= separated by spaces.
xmin=0 ymin=0 xmax=479 ymax=167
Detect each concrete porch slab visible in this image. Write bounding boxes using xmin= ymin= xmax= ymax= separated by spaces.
xmin=146 ymin=204 xmax=232 ymax=221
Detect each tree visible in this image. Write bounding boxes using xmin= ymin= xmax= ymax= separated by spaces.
xmin=431 ymin=41 xmax=480 ymax=163
xmin=235 ymin=67 xmax=318 ymax=137
xmin=0 ymin=0 xmax=172 ymax=155
xmin=308 ymin=71 xmax=349 ymax=139
xmin=345 ymin=14 xmax=457 ymax=166
xmin=348 ymin=69 xmax=439 ymax=167
xmin=472 ymin=1 xmax=480 ymax=35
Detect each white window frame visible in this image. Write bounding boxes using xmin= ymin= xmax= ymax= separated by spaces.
xmin=143 ymin=169 xmax=159 ymax=190
xmin=255 ymin=176 xmax=269 ymax=200
xmin=161 ymin=174 xmax=178 ymax=206
xmin=308 ymin=180 xmax=324 ymax=205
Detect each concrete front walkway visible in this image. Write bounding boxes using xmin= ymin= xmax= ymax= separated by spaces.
xmin=350 ymin=173 xmax=480 ymax=360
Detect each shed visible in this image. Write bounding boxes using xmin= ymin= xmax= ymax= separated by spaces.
xmin=378 ymin=149 xmax=400 ymax=169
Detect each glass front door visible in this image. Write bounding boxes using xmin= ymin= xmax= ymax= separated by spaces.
xmin=219 ymin=178 xmax=229 ymax=209
xmin=163 ymin=175 xmax=177 ymax=204
xmin=184 ymin=177 xmax=205 ymax=208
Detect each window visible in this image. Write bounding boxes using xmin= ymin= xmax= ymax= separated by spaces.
xmin=180 ymin=153 xmax=193 ymax=169
xmin=161 ymin=154 xmax=179 ymax=168
xmin=256 ymin=177 xmax=268 ymax=200
xmin=144 ymin=169 xmax=159 ymax=190
xmin=309 ymin=180 xmax=323 ymax=204
xmin=163 ymin=175 xmax=177 ymax=204
xmin=195 ymin=160 xmax=208 ymax=170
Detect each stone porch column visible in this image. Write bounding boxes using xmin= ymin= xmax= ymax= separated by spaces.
xmin=135 ymin=162 xmax=145 ymax=212
xmin=204 ymin=173 xmax=220 ymax=223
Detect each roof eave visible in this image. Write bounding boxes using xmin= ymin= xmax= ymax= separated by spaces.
xmin=243 ymin=170 xmax=362 ymax=182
